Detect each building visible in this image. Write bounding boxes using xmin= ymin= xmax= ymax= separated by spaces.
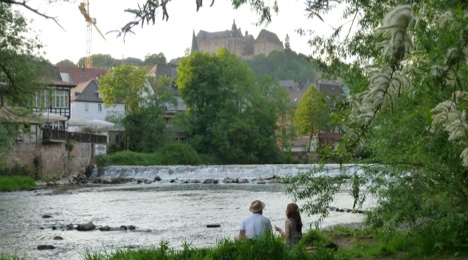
xmin=191 ymin=20 xmax=284 ymax=59
xmin=70 ymin=78 xmax=125 ymax=121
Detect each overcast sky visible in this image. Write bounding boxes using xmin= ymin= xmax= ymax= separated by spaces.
xmin=17 ymin=0 xmax=346 ymax=65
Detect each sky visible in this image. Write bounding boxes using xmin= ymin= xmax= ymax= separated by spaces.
xmin=17 ymin=0 xmax=346 ymax=65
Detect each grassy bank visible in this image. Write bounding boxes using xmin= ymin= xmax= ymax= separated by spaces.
xmin=83 ymin=226 xmax=466 ymax=259
xmin=1 ymin=225 xmax=465 ymax=259
xmin=0 ymin=175 xmax=36 ymax=192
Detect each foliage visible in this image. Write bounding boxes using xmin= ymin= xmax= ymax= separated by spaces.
xmin=0 ymin=175 xmax=36 ymax=191
xmin=245 ymin=50 xmax=319 ymax=83
xmin=74 ymin=53 xmax=167 ymax=69
xmin=98 ymin=64 xmax=150 ymax=112
xmin=0 ymin=123 xmax=15 ymax=158
xmin=158 ymin=142 xmax=201 ymax=165
xmin=294 ymin=84 xmax=330 ymax=151
xmin=107 ymin=146 xmax=201 ymax=166
xmin=286 ymin=1 xmax=468 ymax=254
xmin=177 ymin=48 xmax=281 ymax=164
xmin=122 ymin=103 xmax=167 ymax=152
xmin=94 ymin=155 xmax=109 ymax=167
xmin=0 ymin=3 xmax=50 ymax=156
xmin=82 ymin=226 xmax=467 ymax=260
xmin=143 ymin=52 xmax=167 ymax=66
xmin=257 ymin=75 xmax=298 ymax=152
xmin=0 ymin=163 xmax=30 ymax=177
xmin=55 ymin=59 xmax=75 ymax=67
xmin=106 ymin=150 xmax=164 ymax=166
xmin=121 ymin=78 xmax=177 ymax=152
xmin=119 ymin=0 xmax=279 ymax=37
xmin=78 ymin=54 xmax=120 ymax=68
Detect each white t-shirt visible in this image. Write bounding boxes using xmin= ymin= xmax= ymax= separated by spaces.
xmin=240 ymin=213 xmax=272 ymax=239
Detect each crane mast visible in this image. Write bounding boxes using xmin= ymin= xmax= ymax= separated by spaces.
xmin=78 ymin=1 xmax=106 ymax=68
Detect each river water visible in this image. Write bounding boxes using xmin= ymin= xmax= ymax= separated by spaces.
xmin=0 ymin=164 xmax=374 ymax=260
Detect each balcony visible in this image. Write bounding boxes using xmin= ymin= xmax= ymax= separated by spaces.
xmin=42 ymin=129 xmax=107 ymax=144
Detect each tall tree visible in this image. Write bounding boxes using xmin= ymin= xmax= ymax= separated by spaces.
xmin=0 ymin=3 xmax=49 ymax=156
xmin=122 ymin=91 xmax=174 ymax=152
xmin=98 ymin=64 xmax=150 ymax=112
xmin=177 ymin=48 xmax=280 ymax=163
xmin=257 ymin=75 xmax=297 ymax=152
xmin=294 ymin=85 xmax=328 ymax=151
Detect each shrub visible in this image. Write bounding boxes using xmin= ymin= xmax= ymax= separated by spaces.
xmin=158 ymin=142 xmax=201 ymax=165
xmin=107 ymin=151 xmax=164 ymax=166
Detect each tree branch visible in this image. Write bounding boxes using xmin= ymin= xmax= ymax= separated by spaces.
xmin=2 ymin=0 xmax=65 ymax=31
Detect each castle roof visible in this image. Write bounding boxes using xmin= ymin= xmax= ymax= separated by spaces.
xmin=255 ymin=29 xmax=283 ymax=46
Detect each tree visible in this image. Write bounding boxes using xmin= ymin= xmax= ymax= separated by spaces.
xmin=285 ymin=1 xmax=468 ymax=254
xmin=257 ymin=75 xmax=297 ymax=152
xmin=294 ymin=84 xmax=328 ymax=151
xmin=244 ymin=50 xmax=318 ymax=83
xmin=284 ymin=34 xmax=291 ymax=51
xmin=56 ymin=59 xmax=76 ymax=67
xmin=143 ymin=53 xmax=167 ymax=66
xmin=0 ymin=3 xmax=50 ymax=156
xmin=177 ymin=48 xmax=281 ymax=163
xmin=98 ymin=64 xmax=150 ymax=112
xmin=78 ymin=54 xmax=120 ymax=68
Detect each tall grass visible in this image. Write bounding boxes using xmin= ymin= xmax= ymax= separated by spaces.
xmin=0 ymin=175 xmax=36 ymax=192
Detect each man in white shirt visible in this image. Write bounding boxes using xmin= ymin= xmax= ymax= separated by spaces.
xmin=236 ymin=200 xmax=272 ymax=240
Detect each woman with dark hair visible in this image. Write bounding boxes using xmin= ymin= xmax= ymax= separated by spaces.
xmin=274 ymin=203 xmax=303 ymax=248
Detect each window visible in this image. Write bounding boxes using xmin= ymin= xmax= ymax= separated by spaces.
xmin=54 ymin=90 xmax=69 ymax=108
xmin=34 ymin=89 xmax=51 ymax=108
xmin=98 ymin=103 xmax=102 ymax=112
xmin=85 ymin=103 xmax=89 ymax=112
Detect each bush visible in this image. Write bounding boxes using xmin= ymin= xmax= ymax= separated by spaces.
xmin=158 ymin=142 xmax=201 ymax=165
xmin=107 ymin=151 xmax=164 ymax=166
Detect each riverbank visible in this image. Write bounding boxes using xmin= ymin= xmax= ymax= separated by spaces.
xmin=81 ymin=224 xmax=462 ymax=260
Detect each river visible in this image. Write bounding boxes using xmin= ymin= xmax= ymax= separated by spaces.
xmin=0 ymin=164 xmax=374 ymax=260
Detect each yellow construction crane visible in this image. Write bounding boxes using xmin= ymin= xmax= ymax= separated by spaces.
xmin=78 ymin=0 xmax=106 ymax=68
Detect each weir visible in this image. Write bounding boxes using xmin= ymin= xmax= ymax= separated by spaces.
xmin=91 ymin=164 xmax=360 ymax=181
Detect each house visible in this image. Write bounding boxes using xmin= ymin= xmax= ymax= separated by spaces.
xmin=58 ymin=66 xmax=107 ymax=85
xmin=0 ymin=67 xmax=107 ymax=180
xmin=70 ymin=78 xmax=126 ymax=121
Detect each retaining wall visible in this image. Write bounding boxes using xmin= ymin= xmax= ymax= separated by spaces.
xmin=2 ymin=142 xmax=93 ymax=180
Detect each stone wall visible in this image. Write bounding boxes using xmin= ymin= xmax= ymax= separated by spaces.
xmin=2 ymin=142 xmax=93 ymax=180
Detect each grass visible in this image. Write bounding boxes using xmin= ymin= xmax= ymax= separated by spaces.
xmin=1 ymin=226 xmax=466 ymax=259
xmin=0 ymin=175 xmax=36 ymax=192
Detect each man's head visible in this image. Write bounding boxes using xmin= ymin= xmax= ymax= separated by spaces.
xmin=249 ymin=200 xmax=265 ymax=213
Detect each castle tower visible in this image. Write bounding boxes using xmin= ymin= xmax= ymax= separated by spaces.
xmin=191 ymin=30 xmax=199 ymax=54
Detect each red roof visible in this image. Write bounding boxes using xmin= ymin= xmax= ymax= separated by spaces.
xmin=57 ymin=66 xmax=108 ymax=84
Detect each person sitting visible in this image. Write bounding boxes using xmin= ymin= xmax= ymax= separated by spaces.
xmin=236 ymin=200 xmax=272 ymax=240
xmin=274 ymin=203 xmax=303 ymax=248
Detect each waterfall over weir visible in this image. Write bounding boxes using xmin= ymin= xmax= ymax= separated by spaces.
xmin=91 ymin=164 xmax=350 ymax=182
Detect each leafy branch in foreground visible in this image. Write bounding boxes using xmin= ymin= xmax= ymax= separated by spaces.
xmin=288 ymin=2 xmax=467 ymax=254
xmin=118 ymin=0 xmax=279 ymax=38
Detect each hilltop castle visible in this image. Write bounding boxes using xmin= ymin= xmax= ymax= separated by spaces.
xmin=191 ymin=20 xmax=284 ymax=59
